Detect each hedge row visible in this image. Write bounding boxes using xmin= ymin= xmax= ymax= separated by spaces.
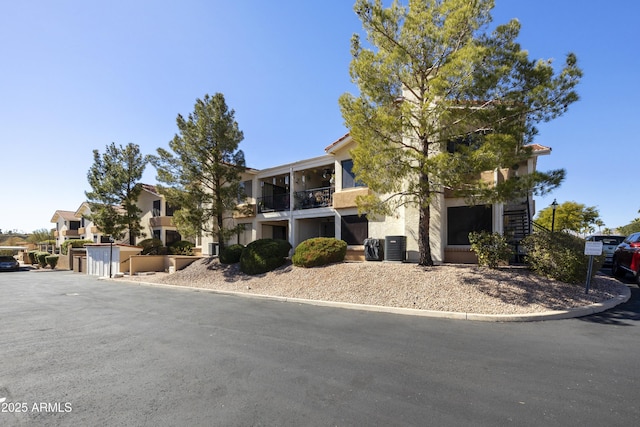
xmin=219 ymin=237 xmax=347 ymax=274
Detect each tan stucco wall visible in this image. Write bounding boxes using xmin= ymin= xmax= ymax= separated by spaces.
xmin=333 ymin=187 xmax=370 ymax=209
xmin=129 ymin=255 xmax=166 ymax=274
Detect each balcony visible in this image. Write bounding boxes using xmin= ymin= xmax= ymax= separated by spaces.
xmin=294 ymin=187 xmax=334 ymax=210
xmin=150 ymin=216 xmax=175 ymax=227
xmin=234 ymin=204 xmax=257 ymax=218
xmin=257 ymin=194 xmax=290 ymax=213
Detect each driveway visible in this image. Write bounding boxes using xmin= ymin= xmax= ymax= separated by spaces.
xmin=1 ymin=270 xmax=639 ymax=426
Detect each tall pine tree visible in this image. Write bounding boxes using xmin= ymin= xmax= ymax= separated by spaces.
xmin=339 ymin=0 xmax=582 ymax=265
xmin=151 ymin=93 xmax=247 ymax=250
xmin=85 ymin=142 xmax=147 ymax=244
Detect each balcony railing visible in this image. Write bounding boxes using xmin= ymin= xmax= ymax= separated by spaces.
xmin=256 ymin=187 xmax=335 ymax=213
xmin=294 ymin=187 xmax=334 ymax=210
xmin=257 ymin=194 xmax=290 ymax=213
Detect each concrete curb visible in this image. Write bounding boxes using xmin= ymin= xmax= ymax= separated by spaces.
xmin=117 ymin=279 xmax=632 ymax=322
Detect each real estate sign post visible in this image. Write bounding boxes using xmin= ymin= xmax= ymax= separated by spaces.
xmin=584 ymin=241 xmax=603 ymax=294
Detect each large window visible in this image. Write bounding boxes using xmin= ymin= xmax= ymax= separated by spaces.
xmin=238 ymin=180 xmax=253 ymax=203
xmin=166 ymin=230 xmax=182 ymax=245
xmin=340 ymin=214 xmax=368 ymax=245
xmin=447 ymin=205 xmax=492 ymax=245
xmin=236 ymin=223 xmax=253 ymax=246
xmin=152 ymin=200 xmax=161 ymax=217
xmin=447 ymin=130 xmax=491 ymax=154
xmin=341 ymin=159 xmax=365 ymax=189
xmin=165 ymin=202 xmax=176 ymax=217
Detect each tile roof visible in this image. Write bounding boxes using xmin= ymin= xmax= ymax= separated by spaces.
xmin=50 ymin=210 xmax=79 ymax=223
xmin=140 ymin=183 xmax=160 ymax=196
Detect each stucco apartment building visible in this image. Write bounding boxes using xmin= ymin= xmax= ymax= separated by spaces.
xmin=51 ymin=185 xmax=181 ymax=250
xmin=201 ymin=133 xmax=550 ymax=263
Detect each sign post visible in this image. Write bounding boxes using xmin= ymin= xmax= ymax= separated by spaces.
xmin=584 ymin=241 xmax=603 ymax=294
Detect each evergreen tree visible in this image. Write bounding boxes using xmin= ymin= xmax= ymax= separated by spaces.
xmin=150 ymin=93 xmax=247 ymax=250
xmin=85 ymin=142 xmax=147 ymax=244
xmin=339 ymin=0 xmax=582 ymax=265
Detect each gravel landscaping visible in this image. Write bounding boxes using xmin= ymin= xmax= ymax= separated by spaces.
xmin=118 ymin=258 xmax=628 ymax=315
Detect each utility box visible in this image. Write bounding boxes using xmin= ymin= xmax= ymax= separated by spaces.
xmin=364 ymin=238 xmax=384 ymax=261
xmin=384 ymin=235 xmax=406 ymax=262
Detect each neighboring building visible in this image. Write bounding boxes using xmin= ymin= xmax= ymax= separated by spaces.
xmin=51 ymin=210 xmax=83 ymax=249
xmin=136 ymin=184 xmax=182 ymax=246
xmin=51 ymin=184 xmax=181 ymax=249
xmin=75 ymin=202 xmax=110 ymax=244
xmin=201 ymin=133 xmax=550 ymax=263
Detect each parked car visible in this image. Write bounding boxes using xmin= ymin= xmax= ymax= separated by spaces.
xmin=586 ymin=235 xmax=626 ymax=266
xmin=611 ymin=232 xmax=640 ymax=283
xmin=0 ymin=255 xmax=20 ymax=272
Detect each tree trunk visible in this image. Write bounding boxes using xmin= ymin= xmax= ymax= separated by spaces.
xmin=216 ymin=211 xmax=225 ymax=252
xmin=418 ymin=139 xmax=434 ymax=266
xmin=418 ymin=202 xmax=434 ymax=266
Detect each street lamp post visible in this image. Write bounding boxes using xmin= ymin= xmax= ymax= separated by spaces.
xmin=551 ymin=199 xmax=558 ymax=232
xmin=109 ymin=236 xmax=114 ymax=278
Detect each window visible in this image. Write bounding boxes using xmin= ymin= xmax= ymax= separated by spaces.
xmin=341 ymin=214 xmax=368 ymax=245
xmin=236 ymin=224 xmax=253 ymax=246
xmin=447 ymin=205 xmax=492 ymax=245
xmin=166 ymin=230 xmax=181 ymax=245
xmin=165 ymin=202 xmax=175 ymax=217
xmin=447 ymin=130 xmax=490 ymax=154
xmin=341 ymin=159 xmax=365 ymax=189
xmin=69 ymin=221 xmax=80 ymax=231
xmin=238 ymin=180 xmax=253 ymax=203
xmin=153 ymin=200 xmax=161 ymax=217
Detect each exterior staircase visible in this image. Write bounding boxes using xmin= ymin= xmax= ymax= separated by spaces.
xmin=503 ymin=202 xmax=532 ymax=263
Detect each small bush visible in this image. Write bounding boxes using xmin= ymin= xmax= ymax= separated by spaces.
xmin=521 ymin=231 xmax=604 ymax=284
xmin=36 ymin=251 xmax=49 ymax=268
xmin=220 ymin=244 xmax=244 ymax=264
xmin=240 ymin=239 xmax=292 ymax=275
xmin=61 ymin=239 xmax=93 ymax=255
xmin=27 ymin=250 xmax=38 ymax=265
xmin=468 ymin=231 xmax=512 ymax=269
xmin=139 ymin=238 xmax=167 ymax=255
xmin=45 ymin=255 xmax=59 ymax=269
xmin=169 ymin=240 xmax=194 ymax=255
xmin=292 ymin=237 xmax=347 ymax=268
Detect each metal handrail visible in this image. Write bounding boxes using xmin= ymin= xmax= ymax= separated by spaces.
xmin=531 ymin=220 xmax=550 ymax=233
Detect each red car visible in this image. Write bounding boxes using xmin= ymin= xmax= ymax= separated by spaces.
xmin=612 ymin=232 xmax=640 ymax=284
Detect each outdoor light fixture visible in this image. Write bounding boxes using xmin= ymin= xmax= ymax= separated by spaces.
xmin=551 ymin=199 xmax=558 ymax=232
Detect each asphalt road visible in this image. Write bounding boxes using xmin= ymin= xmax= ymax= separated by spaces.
xmin=1 ymin=269 xmax=639 ymax=426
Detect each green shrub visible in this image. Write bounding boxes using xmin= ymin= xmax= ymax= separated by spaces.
xmin=45 ymin=255 xmax=59 ymax=269
xmin=292 ymin=237 xmax=347 ymax=268
xmin=220 ymin=244 xmax=244 ymax=264
xmin=61 ymin=239 xmax=93 ymax=255
xmin=139 ymin=238 xmax=167 ymax=255
xmin=27 ymin=250 xmax=38 ymax=265
xmin=240 ymin=239 xmax=292 ymax=275
xmin=169 ymin=240 xmax=194 ymax=255
xmin=521 ymin=231 xmax=605 ymax=284
xmin=468 ymin=231 xmax=513 ymax=269
xmin=36 ymin=251 xmax=49 ymax=268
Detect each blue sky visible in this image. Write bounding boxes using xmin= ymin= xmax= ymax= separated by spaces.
xmin=1 ymin=1 xmax=638 ymax=234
